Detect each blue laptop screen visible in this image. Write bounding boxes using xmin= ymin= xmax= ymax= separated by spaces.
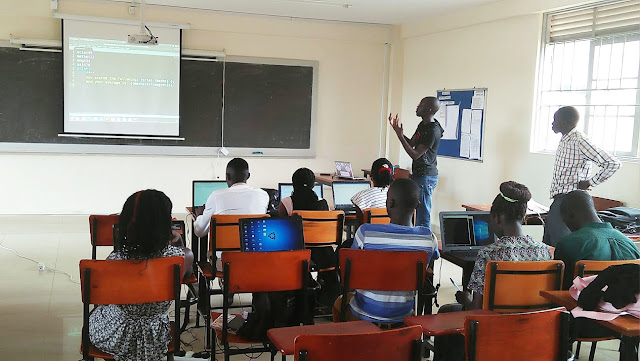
xmin=193 ymin=181 xmax=227 ymax=207
xmin=279 ymin=184 xmax=323 ymax=200
xmin=440 ymin=212 xmax=496 ymax=250
xmin=240 ymin=217 xmax=305 ymax=252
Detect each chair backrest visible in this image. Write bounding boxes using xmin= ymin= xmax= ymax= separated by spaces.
xmin=79 ymin=257 xmax=183 ymax=360
xmin=465 ymin=308 xmax=569 ymax=361
xmin=294 ymin=325 xmax=423 ymax=361
xmin=221 ymin=250 xmax=311 ymax=293
xmin=575 ymin=259 xmax=640 ymax=278
xmin=339 ymin=248 xmax=429 ymax=292
xmin=293 ymin=211 xmax=345 ymax=246
xmin=483 ymin=260 xmax=565 ymax=313
xmin=88 ymin=214 xmax=119 ymax=259
xmin=363 ymin=208 xmax=390 ymax=224
xmin=209 ymin=214 xmax=270 ymax=253
xmin=393 ymin=168 xmax=411 ymax=180
xmin=592 ymin=196 xmax=624 ymax=211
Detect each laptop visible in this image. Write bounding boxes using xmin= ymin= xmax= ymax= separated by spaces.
xmin=192 ymin=180 xmax=228 ymax=209
xmin=439 ymin=211 xmax=497 ymax=261
xmin=331 ymin=181 xmax=371 ymax=214
xmin=278 ymin=183 xmax=323 ymax=200
xmin=334 ymin=161 xmax=366 ymax=180
xmin=239 ymin=216 xmax=306 ymax=252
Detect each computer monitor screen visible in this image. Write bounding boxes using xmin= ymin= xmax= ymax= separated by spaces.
xmin=278 ymin=183 xmax=323 ymax=200
xmin=239 ymin=216 xmax=305 ymax=252
xmin=192 ymin=181 xmax=228 ymax=207
xmin=440 ymin=211 xmax=496 ymax=250
xmin=332 ymin=182 xmax=371 ymax=207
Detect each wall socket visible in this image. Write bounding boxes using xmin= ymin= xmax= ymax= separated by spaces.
xmin=38 ymin=262 xmax=46 ymax=271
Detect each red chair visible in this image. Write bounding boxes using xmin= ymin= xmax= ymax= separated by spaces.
xmin=338 ymin=249 xmax=431 ymax=322
xmin=294 ymin=325 xmax=424 ymax=361
xmin=79 ymin=257 xmax=183 ymax=361
xmin=88 ymin=214 xmax=119 ymax=260
xmin=362 ymin=208 xmax=390 ymax=224
xmin=465 ymin=308 xmax=570 ymax=361
xmin=212 ymin=250 xmax=311 ymax=361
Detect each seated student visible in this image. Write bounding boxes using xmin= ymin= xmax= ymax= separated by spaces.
xmin=333 ymin=178 xmax=439 ymax=324
xmin=350 ymin=158 xmax=394 ymax=221
xmin=89 ymin=190 xmax=194 ymax=361
xmin=434 ymin=181 xmax=551 ymax=361
xmin=278 ymin=168 xmax=328 ymax=216
xmin=556 ymin=190 xmax=640 ymax=290
xmin=194 ymin=157 xmax=269 ymax=238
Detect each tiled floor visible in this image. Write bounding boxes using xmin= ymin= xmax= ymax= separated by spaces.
xmin=0 ymin=216 xmax=624 ymax=360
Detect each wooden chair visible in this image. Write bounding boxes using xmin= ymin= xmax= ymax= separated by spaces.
xmin=293 ymin=211 xmax=345 ymax=248
xmin=88 ymin=214 xmax=119 ymax=260
xmin=591 ymin=196 xmax=624 ymax=211
xmin=572 ymin=259 xmax=640 ymax=361
xmin=212 ymin=250 xmax=311 ymax=361
xmin=197 ymin=214 xmax=270 ymax=348
xmin=362 ymin=208 xmax=390 ymax=224
xmin=79 ymin=257 xmax=183 ymax=361
xmin=393 ymin=167 xmax=412 ymax=180
xmin=338 ymin=249 xmax=431 ymax=322
xmin=294 ymin=325 xmax=423 ymax=361
xmin=465 ymin=307 xmax=570 ymax=361
xmin=483 ymin=260 xmax=565 ymax=313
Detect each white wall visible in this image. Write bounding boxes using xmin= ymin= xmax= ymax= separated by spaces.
xmin=0 ymin=0 xmax=390 ymax=214
xmin=397 ymin=0 xmax=640 ymax=233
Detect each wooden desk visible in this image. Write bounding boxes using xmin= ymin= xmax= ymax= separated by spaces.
xmin=462 ymin=204 xmax=547 ymax=225
xmin=404 ymin=310 xmax=495 ymax=336
xmin=267 ymin=321 xmax=380 ymax=356
xmin=540 ymin=290 xmax=639 ymax=361
xmin=315 ymin=173 xmax=370 ymax=186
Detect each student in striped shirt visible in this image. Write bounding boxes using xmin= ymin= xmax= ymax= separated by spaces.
xmin=350 ymin=158 xmax=394 ymax=221
xmin=338 ymin=178 xmax=438 ymax=324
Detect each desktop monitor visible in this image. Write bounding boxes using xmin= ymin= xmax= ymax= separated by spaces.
xmin=239 ymin=216 xmax=305 ymax=252
xmin=331 ymin=181 xmax=371 ymax=209
xmin=192 ymin=180 xmax=228 ymax=208
xmin=278 ymin=183 xmax=323 ymax=201
xmin=439 ymin=211 xmax=496 ymax=252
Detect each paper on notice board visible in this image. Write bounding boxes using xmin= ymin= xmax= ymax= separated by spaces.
xmin=442 ymin=105 xmax=460 ymax=140
xmin=460 ymin=133 xmax=471 ymax=158
xmin=471 ymin=110 xmax=482 ymax=135
xmin=471 ymin=95 xmax=485 ymax=109
xmin=435 ymin=106 xmax=446 ymax=124
xmin=470 ymin=134 xmax=481 ymax=159
xmin=461 ymin=109 xmax=472 ymax=134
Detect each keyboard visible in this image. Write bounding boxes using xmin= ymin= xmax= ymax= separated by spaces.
xmin=448 ymin=250 xmax=478 ymax=260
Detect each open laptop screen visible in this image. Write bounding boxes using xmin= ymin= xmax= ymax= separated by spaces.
xmin=440 ymin=211 xmax=496 ymax=251
xmin=335 ymin=161 xmax=354 ymax=178
xmin=239 ymin=216 xmax=305 ymax=252
xmin=192 ymin=180 xmax=228 ymax=208
xmin=278 ymin=183 xmax=323 ymax=201
xmin=332 ymin=181 xmax=371 ymax=208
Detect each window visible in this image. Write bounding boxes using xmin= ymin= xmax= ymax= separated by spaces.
xmin=533 ymin=0 xmax=640 ymax=159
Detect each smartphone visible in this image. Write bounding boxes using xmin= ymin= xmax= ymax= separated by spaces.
xmin=450 ymin=277 xmax=462 ymax=292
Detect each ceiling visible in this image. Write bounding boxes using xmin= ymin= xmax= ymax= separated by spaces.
xmin=136 ymin=0 xmax=500 ymax=25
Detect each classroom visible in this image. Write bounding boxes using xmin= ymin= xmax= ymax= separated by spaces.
xmin=0 ymin=0 xmax=639 ymax=360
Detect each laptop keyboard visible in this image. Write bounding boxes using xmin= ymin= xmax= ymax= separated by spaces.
xmin=450 ymin=250 xmax=478 ymax=260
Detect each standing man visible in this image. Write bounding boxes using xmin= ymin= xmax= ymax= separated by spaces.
xmin=390 ymin=96 xmax=444 ymax=229
xmin=544 ymin=106 xmax=621 ymax=247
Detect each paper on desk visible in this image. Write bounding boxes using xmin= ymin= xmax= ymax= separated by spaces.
xmin=443 ymin=105 xmax=460 ymax=140
xmin=470 ymin=134 xmax=481 ymax=159
xmin=471 ymin=110 xmax=482 ymax=135
xmin=471 ymin=95 xmax=485 ymax=109
xmin=460 ymin=133 xmax=471 ymax=158
xmin=461 ymin=109 xmax=472 ymax=134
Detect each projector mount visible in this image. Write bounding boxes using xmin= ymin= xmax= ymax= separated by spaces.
xmin=128 ymin=0 xmax=158 ymax=45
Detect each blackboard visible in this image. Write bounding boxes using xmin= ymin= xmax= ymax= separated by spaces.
xmin=0 ymin=47 xmax=317 ymax=155
xmin=435 ymin=88 xmax=486 ymax=162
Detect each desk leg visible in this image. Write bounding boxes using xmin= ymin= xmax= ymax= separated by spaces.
xmin=619 ymin=336 xmax=638 ymax=361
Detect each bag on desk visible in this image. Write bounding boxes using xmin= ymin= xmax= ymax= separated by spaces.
xmin=597 ymin=207 xmax=640 ymax=233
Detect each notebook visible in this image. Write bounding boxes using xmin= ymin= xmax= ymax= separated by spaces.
xmin=331 ymin=181 xmax=371 ymax=213
xmin=239 ymin=216 xmax=305 ymax=252
xmin=439 ymin=211 xmax=497 ymax=261
xmin=192 ymin=180 xmax=228 ymax=209
xmin=334 ymin=161 xmax=366 ymax=180
xmin=278 ymin=183 xmax=323 ymax=201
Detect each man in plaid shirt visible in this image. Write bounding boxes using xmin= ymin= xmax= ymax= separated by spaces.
xmin=543 ymin=106 xmax=621 ymax=247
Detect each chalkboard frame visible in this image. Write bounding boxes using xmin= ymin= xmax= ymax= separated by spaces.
xmin=0 ymin=47 xmax=318 ymax=157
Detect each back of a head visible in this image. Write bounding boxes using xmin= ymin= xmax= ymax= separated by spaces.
xmin=291 ymin=167 xmax=319 ymax=210
xmin=227 ymin=158 xmax=249 ymax=183
xmin=371 ymin=158 xmax=394 ymax=187
xmin=117 ymin=189 xmax=172 ymax=259
xmin=388 ymin=178 xmax=420 ymax=211
xmin=491 ymin=181 xmax=532 ymax=223
xmin=555 ymin=106 xmax=580 ymax=127
xmin=560 ymin=190 xmax=597 ymax=231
